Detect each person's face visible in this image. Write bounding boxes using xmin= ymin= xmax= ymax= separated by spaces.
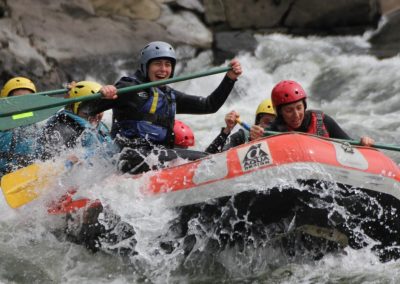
xmin=281 ymin=100 xmax=305 ymax=129
xmin=10 ymin=89 xmax=34 ymax=97
xmin=258 ymin=113 xmax=276 ymax=128
xmin=148 ymin=59 xmax=172 ymax=82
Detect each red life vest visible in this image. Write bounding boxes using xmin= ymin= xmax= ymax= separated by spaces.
xmin=306 ymin=110 xmax=329 ymax=137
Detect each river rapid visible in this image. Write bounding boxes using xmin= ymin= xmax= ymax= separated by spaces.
xmin=1 ymin=33 xmax=400 ymax=283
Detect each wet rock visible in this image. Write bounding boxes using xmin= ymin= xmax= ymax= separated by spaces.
xmin=284 ymin=0 xmax=380 ymax=33
xmin=203 ymin=0 xmax=226 ymax=24
xmin=90 ymin=0 xmax=161 ymax=20
xmin=2 ymin=0 xmax=174 ymax=88
xmin=169 ymin=0 xmax=204 ymax=13
xmin=369 ymin=9 xmax=400 ymax=58
xmin=157 ymin=5 xmax=212 ymax=48
xmin=0 ymin=0 xmax=8 ymax=18
xmin=205 ymin=0 xmax=380 ymax=34
xmin=379 ymin=0 xmax=400 ymax=14
xmin=213 ymin=31 xmax=257 ymax=64
xmin=223 ymin=0 xmax=291 ymax=29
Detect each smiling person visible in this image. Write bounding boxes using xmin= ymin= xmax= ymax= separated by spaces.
xmin=79 ymin=41 xmax=242 ymax=174
xmin=250 ymin=80 xmax=374 ymax=146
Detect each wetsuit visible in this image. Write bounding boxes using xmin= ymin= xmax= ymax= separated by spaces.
xmin=80 ymin=70 xmax=237 ymax=174
xmin=205 ymin=128 xmax=248 ymax=154
xmin=267 ymin=110 xmax=351 ymax=139
xmin=0 ymin=125 xmax=42 ymax=176
xmin=40 ymin=110 xmax=115 ymax=161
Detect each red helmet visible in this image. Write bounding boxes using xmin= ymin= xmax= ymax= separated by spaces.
xmin=174 ymin=120 xmax=195 ymax=148
xmin=271 ymin=80 xmax=307 ymax=109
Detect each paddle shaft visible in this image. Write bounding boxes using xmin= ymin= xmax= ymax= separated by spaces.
xmin=263 ymin=130 xmax=400 ymax=151
xmin=35 ymin=88 xmax=68 ymax=96
xmin=0 ymin=66 xmax=231 ymax=118
xmin=237 ymin=120 xmax=400 ymax=152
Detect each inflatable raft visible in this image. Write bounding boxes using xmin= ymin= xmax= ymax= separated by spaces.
xmin=141 ymin=132 xmax=400 ymax=205
xmin=59 ymin=132 xmax=400 ymax=260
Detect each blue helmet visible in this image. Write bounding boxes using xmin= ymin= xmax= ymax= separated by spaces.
xmin=139 ymin=41 xmax=176 ymax=79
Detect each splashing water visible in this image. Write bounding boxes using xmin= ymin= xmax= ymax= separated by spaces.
xmin=2 ymin=33 xmax=400 ymax=282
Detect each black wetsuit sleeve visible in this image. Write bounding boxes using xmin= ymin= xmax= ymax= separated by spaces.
xmin=40 ymin=115 xmax=83 ymax=159
xmin=79 ymin=77 xmax=143 ymax=117
xmin=205 ymin=128 xmax=246 ymax=154
xmin=79 ymin=95 xmax=116 ymax=116
xmin=175 ymin=75 xmax=236 ymax=114
xmin=324 ymin=114 xmax=352 ymax=140
xmin=222 ymin=129 xmax=247 ymax=151
xmin=205 ymin=128 xmax=230 ymax=154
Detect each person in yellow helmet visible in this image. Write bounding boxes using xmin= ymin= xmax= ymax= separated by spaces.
xmin=0 ymin=77 xmax=40 ymax=176
xmin=205 ymin=98 xmax=276 ymax=153
xmin=40 ymin=81 xmax=114 ymax=162
xmin=0 ymin=76 xmax=36 ymax=98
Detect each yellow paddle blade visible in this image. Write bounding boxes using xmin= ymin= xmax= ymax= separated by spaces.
xmin=1 ymin=163 xmax=61 ymax=208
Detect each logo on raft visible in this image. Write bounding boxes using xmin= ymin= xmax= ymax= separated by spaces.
xmin=237 ymin=142 xmax=273 ymax=172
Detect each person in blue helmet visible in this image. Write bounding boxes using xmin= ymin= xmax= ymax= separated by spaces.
xmin=0 ymin=77 xmax=41 ymax=176
xmin=79 ymin=41 xmax=242 ymax=174
xmin=40 ymin=81 xmax=116 ymax=166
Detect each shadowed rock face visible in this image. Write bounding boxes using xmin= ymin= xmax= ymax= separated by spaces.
xmin=0 ymin=0 xmax=397 ymax=90
xmin=369 ymin=9 xmax=400 ymax=58
xmin=204 ymin=0 xmax=380 ymax=32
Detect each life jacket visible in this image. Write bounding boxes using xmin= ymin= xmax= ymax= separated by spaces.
xmin=306 ymin=110 xmax=329 ymax=137
xmin=113 ymin=76 xmax=176 ymax=146
xmin=61 ymin=110 xmax=113 ymax=155
xmin=0 ymin=125 xmax=41 ymax=175
xmin=44 ymin=110 xmax=114 ymax=162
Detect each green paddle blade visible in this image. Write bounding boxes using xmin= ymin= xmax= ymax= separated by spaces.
xmin=0 ymin=93 xmax=93 ymax=118
xmin=0 ymin=106 xmax=62 ymax=130
xmin=0 ymin=94 xmax=68 ymax=130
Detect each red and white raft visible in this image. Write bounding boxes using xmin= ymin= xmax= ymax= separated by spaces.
xmin=137 ymin=132 xmax=400 ymax=207
xmin=53 ymin=132 xmax=400 ymax=259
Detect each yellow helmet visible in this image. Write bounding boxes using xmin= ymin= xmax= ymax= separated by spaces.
xmin=68 ymin=81 xmax=102 ymax=114
xmin=255 ymin=98 xmax=275 ymax=116
xmin=0 ymin=77 xmax=37 ymax=98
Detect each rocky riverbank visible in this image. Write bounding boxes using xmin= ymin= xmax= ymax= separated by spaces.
xmin=0 ymin=0 xmax=399 ymax=90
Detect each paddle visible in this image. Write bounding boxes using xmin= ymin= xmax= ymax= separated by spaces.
xmin=0 ymin=88 xmax=70 ymax=129
xmin=34 ymin=88 xmax=68 ymax=96
xmin=0 ymin=66 xmax=231 ymax=131
xmin=236 ymin=119 xmax=400 ymax=152
xmin=1 ymin=163 xmax=63 ymax=208
xmin=1 ymin=66 xmax=232 ymax=208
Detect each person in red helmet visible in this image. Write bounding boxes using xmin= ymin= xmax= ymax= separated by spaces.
xmin=250 ymin=80 xmax=374 ymax=146
xmin=174 ymin=120 xmax=195 ymax=149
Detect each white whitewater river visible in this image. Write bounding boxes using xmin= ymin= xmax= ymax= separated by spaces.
xmin=1 ymin=33 xmax=400 ymax=283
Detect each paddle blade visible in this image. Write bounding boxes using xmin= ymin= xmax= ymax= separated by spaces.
xmin=0 ymin=106 xmax=62 ymax=130
xmin=1 ymin=164 xmax=42 ymax=208
xmin=0 ymin=94 xmax=66 ymax=116
xmin=1 ymin=163 xmax=61 ymax=208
